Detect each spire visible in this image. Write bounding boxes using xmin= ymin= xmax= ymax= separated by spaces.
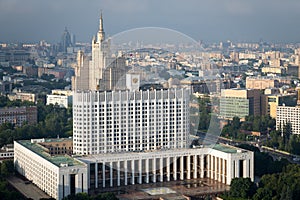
xmin=99 ymin=11 xmax=103 ymax=32
xmin=97 ymin=10 xmax=105 ymax=42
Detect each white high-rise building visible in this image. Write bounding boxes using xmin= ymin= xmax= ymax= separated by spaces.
xmin=73 ymin=88 xmax=190 ymax=155
xmin=72 ymin=13 xmax=126 ymax=91
xmin=276 ymin=105 xmax=300 ymax=134
xmin=14 ymin=13 xmax=254 ymax=200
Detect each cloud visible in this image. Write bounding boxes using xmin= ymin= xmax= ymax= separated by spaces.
xmin=102 ymin=0 xmax=149 ymax=13
xmin=223 ymin=0 xmax=255 ymax=16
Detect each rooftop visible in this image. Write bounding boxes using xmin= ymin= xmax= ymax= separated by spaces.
xmin=17 ymin=139 xmax=83 ymax=167
xmin=212 ymin=144 xmax=241 ymax=154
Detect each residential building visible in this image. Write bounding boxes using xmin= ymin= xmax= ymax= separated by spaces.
xmin=0 ymin=144 xmax=14 ymax=160
xmin=261 ymin=93 xmax=297 ymax=118
xmin=8 ymin=92 xmax=36 ymax=103
xmin=246 ymin=77 xmax=279 ymax=90
xmin=47 ymin=94 xmax=72 ymax=108
xmin=72 ymin=13 xmax=127 ymax=91
xmin=0 ymin=106 xmax=37 ymax=127
xmin=276 ymin=105 xmax=300 ymax=134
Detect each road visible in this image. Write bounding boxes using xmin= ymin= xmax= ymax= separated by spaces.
xmin=7 ymin=176 xmax=51 ymax=200
xmin=196 ymin=132 xmax=299 ymax=164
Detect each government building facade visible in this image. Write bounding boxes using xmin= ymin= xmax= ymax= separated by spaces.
xmin=14 ymin=14 xmax=254 ymax=200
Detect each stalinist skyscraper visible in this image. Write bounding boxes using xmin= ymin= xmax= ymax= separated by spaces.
xmin=72 ymin=13 xmax=126 ymax=91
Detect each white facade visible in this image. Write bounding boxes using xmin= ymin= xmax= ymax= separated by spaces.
xmin=47 ymin=94 xmax=72 ymax=108
xmin=14 ymin=140 xmax=88 ymax=200
xmin=73 ymin=13 xmax=112 ymax=91
xmin=78 ymin=145 xmax=254 ymax=189
xmin=73 ymin=88 xmax=190 ymax=155
xmin=0 ymin=144 xmax=14 ymax=160
xmin=276 ymin=105 xmax=300 ymax=134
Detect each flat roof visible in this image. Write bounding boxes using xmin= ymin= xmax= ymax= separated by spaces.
xmin=17 ymin=140 xmax=83 ymax=167
xmin=212 ymin=144 xmax=239 ymax=154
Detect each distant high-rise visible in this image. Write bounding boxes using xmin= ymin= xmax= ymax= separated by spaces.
xmin=72 ymin=13 xmax=127 ymax=91
xmin=60 ymin=27 xmax=72 ymax=53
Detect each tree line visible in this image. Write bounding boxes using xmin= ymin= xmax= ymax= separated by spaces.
xmin=221 ymin=164 xmax=300 ymax=200
xmin=0 ymin=97 xmax=72 ymax=147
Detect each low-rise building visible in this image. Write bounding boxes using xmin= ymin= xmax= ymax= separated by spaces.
xmin=14 ymin=138 xmax=254 ymax=200
xmin=0 ymin=144 xmax=14 ymax=160
xmin=0 ymin=106 xmax=37 ymax=127
xmin=14 ymin=139 xmax=88 ymax=200
xmin=246 ymin=77 xmax=279 ymax=90
xmin=47 ymin=94 xmax=72 ymax=108
xmin=8 ymin=92 xmax=36 ymax=103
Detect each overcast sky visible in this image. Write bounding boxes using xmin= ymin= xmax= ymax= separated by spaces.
xmin=1 ymin=0 xmax=300 ymax=43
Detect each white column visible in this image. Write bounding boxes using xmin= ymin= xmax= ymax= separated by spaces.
xmin=117 ymin=161 xmax=121 ymax=186
xmin=222 ymin=159 xmax=226 ymax=184
xmin=218 ymin=158 xmax=222 ymax=182
xmin=95 ymin=163 xmax=98 ymax=188
xmin=180 ymin=156 xmax=184 ymax=180
xmin=139 ymin=159 xmax=142 ymax=184
xmin=152 ymin=158 xmax=156 ymax=183
xmin=102 ymin=162 xmax=105 ymax=188
xmin=160 ymin=158 xmax=163 ymax=182
xmin=214 ymin=156 xmax=218 ymax=181
xmin=110 ymin=162 xmax=113 ymax=187
xmin=193 ymin=155 xmax=197 ymax=179
xmin=173 ymin=156 xmax=177 ymax=180
xmin=166 ymin=157 xmax=170 ymax=181
xmin=244 ymin=160 xmax=248 ymax=178
xmin=211 ymin=156 xmax=214 ymax=180
xmin=187 ymin=155 xmax=191 ymax=180
xmin=146 ymin=159 xmax=149 ymax=183
xmin=200 ymin=155 xmax=204 ymax=178
xmin=124 ymin=160 xmax=128 ymax=186
xmin=207 ymin=155 xmax=210 ymax=178
xmin=250 ymin=152 xmax=255 ymax=182
xmin=235 ymin=160 xmax=239 ymax=178
xmin=131 ymin=160 xmax=135 ymax=185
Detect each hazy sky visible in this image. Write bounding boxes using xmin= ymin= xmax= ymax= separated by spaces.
xmin=1 ymin=0 xmax=300 ymax=43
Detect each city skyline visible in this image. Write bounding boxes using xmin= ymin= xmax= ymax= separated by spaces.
xmin=1 ymin=0 xmax=300 ymax=43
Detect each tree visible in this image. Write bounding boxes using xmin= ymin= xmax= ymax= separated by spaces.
xmin=228 ymin=177 xmax=256 ymax=199
xmin=0 ymin=160 xmax=14 ymax=177
xmin=62 ymin=193 xmax=91 ymax=200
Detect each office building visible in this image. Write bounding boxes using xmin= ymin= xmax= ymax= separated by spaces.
xmin=14 ymin=139 xmax=88 ymax=200
xmin=78 ymin=144 xmax=253 ymax=188
xmin=219 ymin=88 xmax=260 ymax=119
xmin=14 ymin=13 xmax=254 ymax=200
xmin=14 ymin=138 xmax=253 ymax=199
xmin=73 ymin=88 xmax=190 ymax=155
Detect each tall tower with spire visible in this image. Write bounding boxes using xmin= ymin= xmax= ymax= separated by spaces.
xmin=72 ymin=12 xmax=126 ymax=91
xmin=97 ymin=12 xmax=105 ymax=42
